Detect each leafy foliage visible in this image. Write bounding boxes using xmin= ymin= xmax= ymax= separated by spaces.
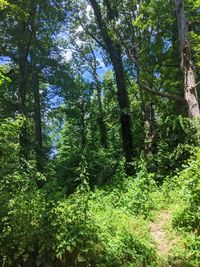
xmin=173 ymin=149 xmax=200 ymax=233
xmin=0 ymin=0 xmax=200 ymax=266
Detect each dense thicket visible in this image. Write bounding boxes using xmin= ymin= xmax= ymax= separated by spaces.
xmin=0 ymin=0 xmax=199 ymax=266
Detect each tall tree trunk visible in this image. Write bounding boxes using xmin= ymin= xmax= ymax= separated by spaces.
xmin=80 ymin=110 xmax=86 ymax=149
xmin=94 ymin=73 xmax=108 ymax=148
xmin=174 ymin=0 xmax=200 ymax=117
xmin=90 ymin=46 xmax=108 ymax=148
xmin=78 ymin=100 xmax=86 ymax=150
xmin=32 ymin=64 xmax=43 ymax=170
xmin=18 ymin=45 xmax=29 ymax=159
xmin=136 ymin=67 xmax=156 ymax=156
xmin=89 ymin=0 xmax=134 ymax=170
xmin=17 ymin=4 xmax=37 ymax=159
xmin=112 ymin=46 xmax=134 ymax=165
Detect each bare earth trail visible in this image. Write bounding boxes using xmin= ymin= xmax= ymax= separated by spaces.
xmin=150 ymin=209 xmax=180 ymax=265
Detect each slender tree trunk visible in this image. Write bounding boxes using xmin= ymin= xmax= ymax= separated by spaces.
xmin=174 ymin=0 xmax=200 ymax=117
xmin=32 ymin=64 xmax=43 ymax=169
xmin=90 ymin=0 xmax=134 ymax=170
xmin=136 ymin=67 xmax=156 ymax=156
xmin=78 ymin=100 xmax=86 ymax=150
xmin=90 ymin=46 xmax=108 ymax=148
xmin=94 ymin=73 xmax=108 ymax=148
xmin=80 ymin=112 xmax=86 ymax=149
xmin=18 ymin=46 xmax=29 ymax=159
xmin=143 ymin=102 xmax=156 ymax=155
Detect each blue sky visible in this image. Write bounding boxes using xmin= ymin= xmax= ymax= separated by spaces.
xmin=0 ymin=56 xmax=11 ymax=66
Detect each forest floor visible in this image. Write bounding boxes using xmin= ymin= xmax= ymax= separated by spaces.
xmin=150 ymin=209 xmax=184 ymax=266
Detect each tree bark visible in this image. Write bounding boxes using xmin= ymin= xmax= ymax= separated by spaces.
xmin=18 ymin=44 xmax=29 ymax=159
xmin=32 ymin=64 xmax=43 ymax=169
xmin=90 ymin=0 xmax=134 ymax=169
xmin=80 ymin=107 xmax=86 ymax=149
xmin=18 ymin=3 xmax=38 ymax=159
xmin=94 ymin=73 xmax=108 ymax=148
xmin=89 ymin=46 xmax=108 ymax=148
xmin=143 ymin=102 xmax=156 ymax=155
xmin=174 ymin=0 xmax=200 ymax=117
xmin=77 ymin=99 xmax=86 ymax=150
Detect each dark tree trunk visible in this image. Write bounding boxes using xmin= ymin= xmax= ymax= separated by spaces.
xmin=174 ymin=0 xmax=200 ymax=117
xmin=112 ymin=45 xmax=134 ymax=165
xmin=90 ymin=0 xmax=134 ymax=170
xmin=17 ymin=5 xmax=37 ymax=159
xmin=32 ymin=65 xmax=43 ymax=170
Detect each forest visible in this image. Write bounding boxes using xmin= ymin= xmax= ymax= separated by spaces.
xmin=0 ymin=0 xmax=200 ymax=266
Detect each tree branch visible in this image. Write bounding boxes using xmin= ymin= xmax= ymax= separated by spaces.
xmin=139 ymin=82 xmax=185 ymax=102
xmin=112 ymin=24 xmax=185 ymax=103
xmin=76 ymin=14 xmax=107 ymax=50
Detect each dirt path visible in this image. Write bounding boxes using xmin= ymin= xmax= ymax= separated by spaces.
xmin=150 ymin=210 xmax=179 ymax=258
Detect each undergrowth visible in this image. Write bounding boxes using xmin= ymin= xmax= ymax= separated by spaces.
xmin=0 ymin=122 xmax=199 ymax=266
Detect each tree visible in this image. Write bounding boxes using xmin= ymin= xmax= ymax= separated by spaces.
xmin=0 ymin=0 xmax=70 ymax=163
xmin=89 ymin=0 xmax=134 ymax=171
xmin=174 ymin=0 xmax=200 ymax=117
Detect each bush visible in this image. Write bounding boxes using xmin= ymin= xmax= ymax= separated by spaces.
xmin=89 ymin=195 xmax=157 ymax=266
xmin=106 ymin=158 xmax=160 ymax=218
xmin=51 ymin=186 xmax=157 ymax=267
xmin=173 ymin=148 xmax=200 ymax=233
xmin=169 ymin=149 xmax=200 ymax=265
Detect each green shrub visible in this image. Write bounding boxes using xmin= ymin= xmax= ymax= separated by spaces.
xmin=169 ymin=149 xmax=200 ymax=265
xmin=173 ymin=149 xmax=200 ymax=233
xmin=109 ymin=159 xmax=160 ymax=218
xmin=89 ymin=198 xmax=157 ymax=266
xmin=51 ymin=186 xmax=157 ymax=267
